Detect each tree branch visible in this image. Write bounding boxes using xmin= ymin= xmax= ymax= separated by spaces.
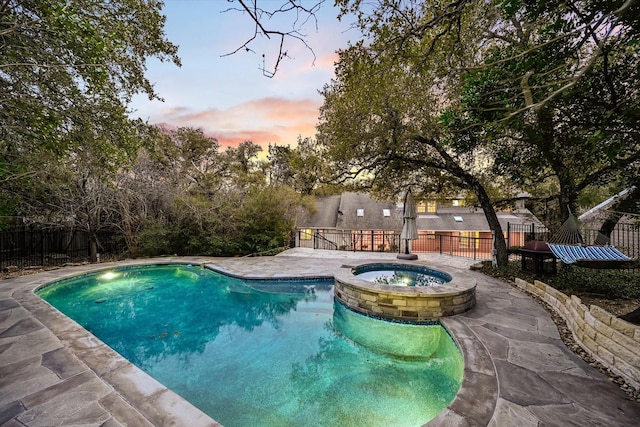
xmin=222 ymin=0 xmax=323 ymax=77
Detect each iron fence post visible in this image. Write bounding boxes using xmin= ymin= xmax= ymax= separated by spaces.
xmin=530 ymin=222 xmax=535 ymax=243
xmin=474 ymin=238 xmax=477 ymax=260
xmin=40 ymin=228 xmax=44 ymax=266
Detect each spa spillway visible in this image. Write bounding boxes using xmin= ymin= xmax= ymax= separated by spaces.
xmin=334 ymin=262 xmax=476 ymax=321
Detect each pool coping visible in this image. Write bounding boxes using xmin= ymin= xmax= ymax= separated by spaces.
xmin=335 ymin=261 xmax=471 ymax=296
xmin=6 ymin=257 xmax=492 ymax=426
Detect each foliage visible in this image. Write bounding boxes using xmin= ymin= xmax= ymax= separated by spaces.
xmin=125 ymin=127 xmax=314 ymax=257
xmin=0 ymin=0 xmax=180 ymax=208
xmin=480 ymin=261 xmax=640 ymax=299
xmin=134 ymin=184 xmax=310 ymax=257
xmin=437 ymin=0 xmax=640 ymax=224
xmin=318 ymin=3 xmax=514 ymax=265
xmin=0 ymin=0 xmax=181 ymax=242
xmin=267 ymin=137 xmax=336 ymax=195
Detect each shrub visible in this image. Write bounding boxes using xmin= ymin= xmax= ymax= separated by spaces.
xmin=480 ymin=261 xmax=640 ymax=299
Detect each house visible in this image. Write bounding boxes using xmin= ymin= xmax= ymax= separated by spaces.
xmin=294 ymin=192 xmax=546 ymax=257
xmin=295 ymin=192 xmax=403 ymax=251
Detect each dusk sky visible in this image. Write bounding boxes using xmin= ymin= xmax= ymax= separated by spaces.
xmin=129 ymin=0 xmax=359 ymax=152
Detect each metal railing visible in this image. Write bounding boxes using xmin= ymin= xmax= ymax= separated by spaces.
xmin=0 ymin=226 xmax=126 ymax=270
xmin=291 ymin=229 xmax=495 ymax=260
xmin=506 ymin=221 xmax=639 ymax=258
xmin=292 ymin=221 xmax=639 ymax=268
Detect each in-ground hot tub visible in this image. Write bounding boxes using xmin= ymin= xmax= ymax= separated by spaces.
xmin=353 ymin=263 xmax=451 ymax=287
xmin=334 ymin=262 xmax=476 ymax=321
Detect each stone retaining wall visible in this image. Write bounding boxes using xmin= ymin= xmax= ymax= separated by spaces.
xmin=514 ymin=277 xmax=640 ymax=389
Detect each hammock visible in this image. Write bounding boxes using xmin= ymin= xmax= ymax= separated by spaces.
xmin=547 ymin=244 xmax=633 ymax=269
xmin=547 ymin=213 xmax=635 ymax=269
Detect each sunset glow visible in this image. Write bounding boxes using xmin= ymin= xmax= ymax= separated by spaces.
xmin=129 ymin=1 xmax=356 ymax=151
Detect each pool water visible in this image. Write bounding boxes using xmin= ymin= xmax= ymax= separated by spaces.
xmin=38 ymin=264 xmax=463 ymax=427
xmin=354 ymin=264 xmax=451 ymax=286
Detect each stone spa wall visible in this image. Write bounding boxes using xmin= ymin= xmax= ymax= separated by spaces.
xmin=515 ymin=278 xmax=640 ymax=390
xmin=334 ymin=266 xmax=476 ymax=322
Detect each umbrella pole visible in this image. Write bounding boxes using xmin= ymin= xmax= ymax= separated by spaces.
xmin=405 ymin=239 xmax=409 ymax=254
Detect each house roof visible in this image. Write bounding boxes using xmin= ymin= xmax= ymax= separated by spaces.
xmin=305 ymin=194 xmax=342 ymax=228
xmin=335 ymin=192 xmax=403 ymax=230
xmin=301 ymin=192 xmax=546 ymax=233
xmin=413 ymin=210 xmax=544 ymax=232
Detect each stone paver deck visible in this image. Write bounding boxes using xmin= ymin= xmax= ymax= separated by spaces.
xmin=1 ymin=248 xmax=639 ymax=426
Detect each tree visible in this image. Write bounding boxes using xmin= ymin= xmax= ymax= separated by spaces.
xmin=221 ymin=140 xmax=265 ymax=191
xmin=267 ymin=137 xmax=331 ymax=195
xmin=450 ymin=0 xmax=640 ymax=225
xmin=318 ymin=5 xmax=514 ymax=265
xmin=120 ymin=127 xmax=311 ymax=257
xmin=321 ymin=0 xmax=639 ymax=252
xmin=0 ymin=0 xmax=180 ymax=202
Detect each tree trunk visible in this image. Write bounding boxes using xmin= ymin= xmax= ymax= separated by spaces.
xmin=535 ymin=107 xmax=578 ymax=224
xmin=473 ymin=182 xmax=509 ymax=266
xmin=415 ymin=136 xmax=510 ymax=266
xmin=89 ymin=231 xmax=98 ymax=263
xmin=598 ymin=186 xmax=640 ymax=238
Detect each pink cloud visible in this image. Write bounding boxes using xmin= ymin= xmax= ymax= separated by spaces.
xmin=314 ymin=51 xmax=340 ymax=71
xmin=148 ymin=97 xmax=320 ymax=151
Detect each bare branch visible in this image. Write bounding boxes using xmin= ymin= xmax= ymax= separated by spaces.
xmin=222 ymin=0 xmax=324 ymax=77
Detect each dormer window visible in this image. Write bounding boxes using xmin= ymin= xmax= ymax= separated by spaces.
xmin=357 ymin=209 xmax=364 ymax=217
xmin=417 ymin=200 xmax=437 ymax=213
xmin=382 ymin=209 xmax=391 ymax=217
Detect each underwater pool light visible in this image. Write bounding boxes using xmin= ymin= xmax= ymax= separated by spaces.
xmin=98 ymin=271 xmax=120 ymax=280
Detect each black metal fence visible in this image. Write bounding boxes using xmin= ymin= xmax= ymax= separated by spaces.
xmin=507 ymin=221 xmax=640 ymax=262
xmin=0 ymin=226 xmax=127 ymax=270
xmin=292 ymin=221 xmax=640 ymax=267
xmin=3 ymin=220 xmax=637 ymax=271
xmin=291 ymin=229 xmax=496 ymax=261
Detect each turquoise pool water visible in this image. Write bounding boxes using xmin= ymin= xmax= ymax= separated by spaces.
xmin=38 ymin=264 xmax=463 ymax=427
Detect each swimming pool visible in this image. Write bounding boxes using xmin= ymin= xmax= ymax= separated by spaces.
xmin=37 ymin=264 xmax=463 ymax=427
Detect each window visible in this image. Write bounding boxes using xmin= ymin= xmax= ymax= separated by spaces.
xmin=459 ymin=231 xmax=479 ymax=249
xmin=357 ymin=209 xmax=364 ymax=217
xmin=452 ymin=199 xmax=465 ymax=207
xmin=417 ymin=200 xmax=437 ymax=213
xmin=454 ymin=216 xmax=464 ymax=222
xmin=300 ymin=228 xmax=313 ymax=240
xmin=382 ymin=209 xmax=391 ymax=217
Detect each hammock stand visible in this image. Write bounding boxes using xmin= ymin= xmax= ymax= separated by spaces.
xmin=547 ymin=213 xmax=635 ymax=269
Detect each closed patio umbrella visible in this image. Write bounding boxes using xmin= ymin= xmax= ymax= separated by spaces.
xmin=399 ymin=189 xmax=418 ymax=259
